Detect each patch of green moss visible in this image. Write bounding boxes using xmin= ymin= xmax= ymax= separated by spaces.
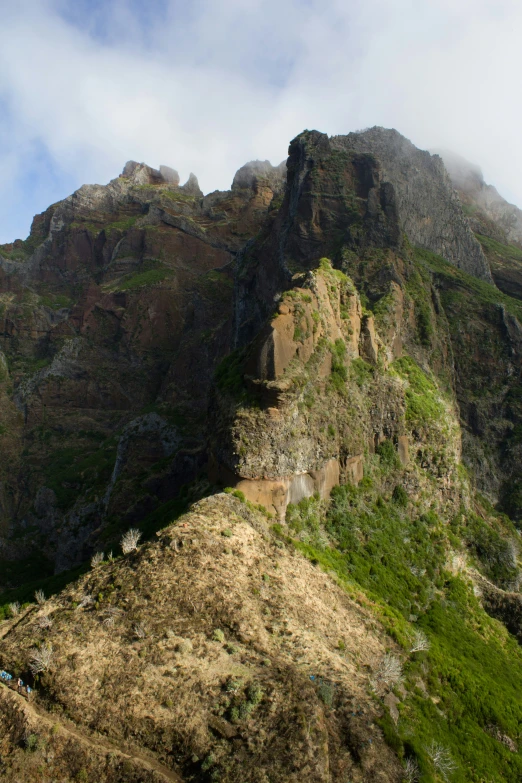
xmin=40 ymin=294 xmax=73 ymax=310
xmin=106 ymin=216 xmax=139 ymax=232
xmin=118 ymin=267 xmax=171 ymax=291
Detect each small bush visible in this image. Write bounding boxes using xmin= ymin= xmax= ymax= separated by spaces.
xmin=24 ymin=733 xmax=40 ymax=752
xmin=133 ymin=623 xmax=146 ymax=639
xmin=409 ymin=629 xmax=430 ymax=653
xmin=392 ymin=485 xmax=408 ymax=507
xmin=34 ymin=589 xmax=46 ymax=605
xmin=426 ymin=742 xmax=457 ymax=781
xmin=330 ymin=339 xmax=348 ymax=394
xmin=29 ymin=642 xmax=53 ymax=675
xmin=247 ymin=682 xmax=263 ymax=705
xmin=317 ymin=678 xmax=335 ymax=707
xmin=8 ymin=601 xmax=21 ymax=617
xmin=212 ymin=629 xmax=225 ymax=643
xmin=376 ymin=440 xmax=399 ymax=469
xmin=376 ymin=653 xmax=403 ymax=688
xmin=91 ymin=551 xmax=104 ymax=568
xmin=120 ymin=528 xmax=142 ymax=554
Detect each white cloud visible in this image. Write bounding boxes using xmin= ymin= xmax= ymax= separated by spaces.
xmin=0 ymin=0 xmax=521 ymax=242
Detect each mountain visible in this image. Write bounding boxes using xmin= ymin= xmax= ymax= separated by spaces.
xmin=435 ymin=149 xmax=522 ymax=299
xmin=1 ymin=128 xmax=522 ymax=783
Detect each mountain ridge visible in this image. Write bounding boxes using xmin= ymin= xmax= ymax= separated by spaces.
xmin=1 ymin=127 xmax=522 ymax=782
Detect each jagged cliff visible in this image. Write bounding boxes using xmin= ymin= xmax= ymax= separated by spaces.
xmin=1 ymin=129 xmax=522 ymax=783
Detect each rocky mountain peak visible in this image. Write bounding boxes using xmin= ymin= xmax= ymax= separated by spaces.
xmin=121 ymin=160 xmax=180 ymax=186
xmin=332 ymin=126 xmax=492 ymax=281
xmin=436 ymin=149 xmax=522 ymax=248
xmin=231 ymin=159 xmax=286 ymax=192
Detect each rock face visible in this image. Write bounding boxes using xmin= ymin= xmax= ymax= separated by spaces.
xmin=438 ymin=149 xmax=522 ymax=246
xmin=435 ymin=149 xmax=522 ymax=300
xmin=0 ymin=124 xmax=521 ymax=581
xmin=333 ymin=128 xmax=492 ymax=281
xmin=0 ymin=157 xmax=284 ymax=577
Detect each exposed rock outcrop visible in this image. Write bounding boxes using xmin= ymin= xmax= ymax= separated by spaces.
xmin=334 ymin=128 xmax=492 ymax=282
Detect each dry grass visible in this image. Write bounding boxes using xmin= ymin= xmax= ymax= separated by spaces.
xmin=0 ymin=494 xmax=404 ymax=782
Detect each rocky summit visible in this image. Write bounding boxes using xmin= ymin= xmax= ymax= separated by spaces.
xmin=1 ymin=128 xmax=522 ymax=783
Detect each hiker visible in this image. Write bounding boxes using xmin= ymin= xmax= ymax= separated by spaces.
xmin=17 ymin=678 xmax=23 ymax=692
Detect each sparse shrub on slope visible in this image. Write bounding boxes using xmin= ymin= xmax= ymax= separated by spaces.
xmin=120 ymin=528 xmax=142 ymax=554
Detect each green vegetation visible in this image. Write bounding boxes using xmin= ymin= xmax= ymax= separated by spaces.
xmin=452 ymin=512 xmax=518 ymax=589
xmin=40 ymin=293 xmax=73 ymax=310
xmin=476 ymin=233 xmax=522 ymax=265
xmin=275 ymin=478 xmax=522 ymax=782
xmin=404 ymin=267 xmax=435 ymax=346
xmin=118 ymin=267 xmax=171 ymax=291
xmin=350 ymin=357 xmax=374 ymax=387
xmin=376 ymin=439 xmax=400 ymax=469
xmin=106 ymin=216 xmax=139 ymax=232
xmin=392 ymin=356 xmax=445 ymax=425
xmin=161 ymin=190 xmax=196 ymax=204
xmin=416 ymin=246 xmax=522 ymax=323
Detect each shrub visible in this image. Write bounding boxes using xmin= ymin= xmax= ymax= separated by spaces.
xmin=38 ymin=615 xmax=52 ymax=630
xmin=120 ymin=528 xmax=142 ymax=554
xmin=8 ymin=601 xmax=21 ymax=617
xmin=392 ymin=484 xmax=408 ymax=507
xmin=90 ymin=551 xmax=104 ymax=568
xmin=409 ymin=629 xmax=430 ymax=653
xmin=78 ymin=594 xmax=94 ymax=609
xmin=226 ymin=678 xmax=242 ymax=693
xmin=212 ymin=629 xmax=225 ymax=643
xmin=177 ymin=639 xmax=193 ymax=655
xmin=317 ymin=678 xmax=335 ymax=707
xmin=426 ymin=742 xmax=457 ymax=781
xmin=29 ymin=642 xmax=53 ymax=675
xmin=392 ymin=356 xmax=444 ymax=425
xmin=350 ymin=357 xmax=374 ymax=387
xmin=247 ymin=682 xmax=263 ymax=704
xmin=403 ymin=758 xmax=420 ymax=783
xmin=34 ymin=589 xmax=45 ymax=605
xmin=376 ymin=439 xmax=399 ymax=469
xmin=102 ymin=608 xmax=121 ymax=629
xmin=330 ymin=339 xmax=348 ymax=394
xmin=24 ymin=733 xmax=40 ymax=752
xmin=376 ymin=653 xmax=403 ymax=687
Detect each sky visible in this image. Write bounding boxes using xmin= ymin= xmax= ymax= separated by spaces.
xmin=0 ymin=0 xmax=521 ymax=243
